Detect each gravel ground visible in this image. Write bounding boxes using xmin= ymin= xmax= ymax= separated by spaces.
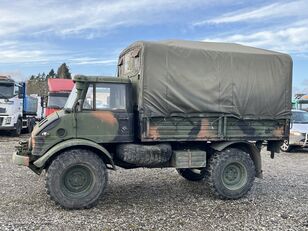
xmin=0 ymin=134 xmax=307 ymax=230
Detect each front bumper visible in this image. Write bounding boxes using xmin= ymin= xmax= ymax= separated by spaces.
xmin=12 ymin=151 xmax=29 ymax=166
xmin=12 ymin=140 xmax=31 ymax=166
xmin=0 ymin=125 xmax=15 ymax=130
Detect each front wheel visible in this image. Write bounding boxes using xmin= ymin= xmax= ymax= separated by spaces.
xmin=11 ymin=119 xmax=22 ymax=137
xmin=46 ymin=149 xmax=108 ymax=209
xmin=280 ymin=140 xmax=292 ymax=152
xmin=176 ymin=168 xmax=207 ymax=181
xmin=206 ymin=148 xmax=255 ymax=199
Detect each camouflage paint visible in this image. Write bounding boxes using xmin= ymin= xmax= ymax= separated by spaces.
xmin=30 ymin=109 xmax=76 ymax=157
xmin=142 ymin=116 xmax=288 ymax=141
xmin=14 ymin=75 xmax=286 ymax=177
xmin=18 ymin=76 xmax=133 ymax=165
xmin=76 ymin=110 xmax=120 ymax=143
xmin=33 ymin=138 xmax=115 ymax=169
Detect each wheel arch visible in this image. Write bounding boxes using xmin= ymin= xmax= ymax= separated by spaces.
xmin=210 ymin=141 xmax=263 ymax=178
xmin=33 ymin=139 xmax=116 ymax=171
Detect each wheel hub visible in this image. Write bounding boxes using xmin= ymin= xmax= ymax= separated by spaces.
xmin=68 ymin=172 xmax=86 ymax=187
xmin=222 ymin=162 xmax=247 ymax=190
xmin=225 ymin=166 xmax=239 ymax=182
xmin=62 ymin=165 xmax=94 ymax=196
xmin=281 ymin=140 xmax=289 ymax=151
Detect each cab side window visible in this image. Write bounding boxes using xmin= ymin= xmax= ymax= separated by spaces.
xmin=96 ymin=84 xmax=126 ymax=110
xmin=83 ymin=84 xmax=94 ymax=109
xmin=82 ymin=83 xmax=126 ymax=111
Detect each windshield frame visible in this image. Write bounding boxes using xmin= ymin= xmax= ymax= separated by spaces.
xmin=64 ymin=86 xmax=77 ymax=110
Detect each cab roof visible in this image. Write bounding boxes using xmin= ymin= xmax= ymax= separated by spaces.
xmin=48 ymin=78 xmax=74 ymax=92
xmin=73 ymin=75 xmax=131 ymax=84
xmin=0 ymin=75 xmax=14 ymax=83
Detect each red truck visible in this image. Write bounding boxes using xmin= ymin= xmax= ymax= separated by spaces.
xmin=44 ymin=79 xmax=74 ymax=117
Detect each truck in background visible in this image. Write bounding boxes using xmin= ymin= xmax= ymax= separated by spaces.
xmin=292 ymin=94 xmax=308 ymax=111
xmin=45 ymin=78 xmax=74 ymax=117
xmin=0 ymin=76 xmax=42 ymax=136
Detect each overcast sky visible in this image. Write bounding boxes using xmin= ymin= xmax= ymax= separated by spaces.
xmin=0 ymin=0 xmax=307 ymax=94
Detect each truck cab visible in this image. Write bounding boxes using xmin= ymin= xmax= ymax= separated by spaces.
xmin=0 ymin=76 xmax=40 ymax=136
xmin=45 ymin=79 xmax=74 ymax=117
xmin=31 ymin=76 xmax=133 ymax=156
xmin=0 ymin=76 xmax=23 ymax=135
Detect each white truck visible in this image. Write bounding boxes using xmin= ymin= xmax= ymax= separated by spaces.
xmin=0 ymin=76 xmax=42 ymax=136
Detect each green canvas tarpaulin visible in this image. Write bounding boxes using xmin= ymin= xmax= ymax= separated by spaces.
xmin=119 ymin=40 xmax=293 ymax=120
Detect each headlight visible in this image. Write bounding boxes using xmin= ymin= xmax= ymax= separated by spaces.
xmin=3 ymin=99 xmax=14 ymax=104
xmin=41 ymin=132 xmax=50 ymax=137
xmin=291 ymin=131 xmax=302 ymax=136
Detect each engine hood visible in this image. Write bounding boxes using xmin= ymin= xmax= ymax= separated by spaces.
xmin=32 ymin=111 xmax=60 ymax=136
xmin=291 ymin=123 xmax=308 ymax=133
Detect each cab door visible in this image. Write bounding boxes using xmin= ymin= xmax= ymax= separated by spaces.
xmin=76 ymin=83 xmax=133 ymax=143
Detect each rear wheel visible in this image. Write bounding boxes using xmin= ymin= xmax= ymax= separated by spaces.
xmin=206 ymin=148 xmax=255 ymax=199
xmin=280 ymin=140 xmax=292 ymax=152
xmin=176 ymin=168 xmax=207 ymax=181
xmin=46 ymin=149 xmax=108 ymax=209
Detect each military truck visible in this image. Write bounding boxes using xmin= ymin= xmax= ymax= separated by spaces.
xmin=13 ymin=40 xmax=292 ymax=209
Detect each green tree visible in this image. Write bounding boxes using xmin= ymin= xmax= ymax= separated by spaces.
xmin=35 ymin=73 xmax=41 ymax=80
xmin=57 ymin=63 xmax=71 ymax=79
xmin=41 ymin=72 xmax=46 ymax=80
xmin=47 ymin=68 xmax=56 ymax=79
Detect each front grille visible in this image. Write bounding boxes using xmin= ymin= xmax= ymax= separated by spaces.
xmin=32 ymin=136 xmax=45 ymax=156
xmin=0 ymin=107 xmax=5 ymax=113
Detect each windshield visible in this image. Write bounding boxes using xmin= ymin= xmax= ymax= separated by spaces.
xmin=47 ymin=94 xmax=69 ymax=109
xmin=0 ymin=83 xmax=14 ymax=98
xmin=292 ymin=111 xmax=308 ymax=123
xmin=64 ymin=86 xmax=77 ymax=109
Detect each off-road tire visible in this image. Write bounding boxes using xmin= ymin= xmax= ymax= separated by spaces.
xmin=206 ymin=148 xmax=255 ymax=199
xmin=46 ymin=149 xmax=108 ymax=209
xmin=11 ymin=119 xmax=22 ymax=137
xmin=176 ymin=168 xmax=207 ymax=181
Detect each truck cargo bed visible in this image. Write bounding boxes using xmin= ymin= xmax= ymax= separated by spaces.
xmin=141 ymin=115 xmax=288 ymax=141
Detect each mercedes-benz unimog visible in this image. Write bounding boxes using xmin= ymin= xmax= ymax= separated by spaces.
xmin=13 ymin=40 xmax=292 ymax=209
